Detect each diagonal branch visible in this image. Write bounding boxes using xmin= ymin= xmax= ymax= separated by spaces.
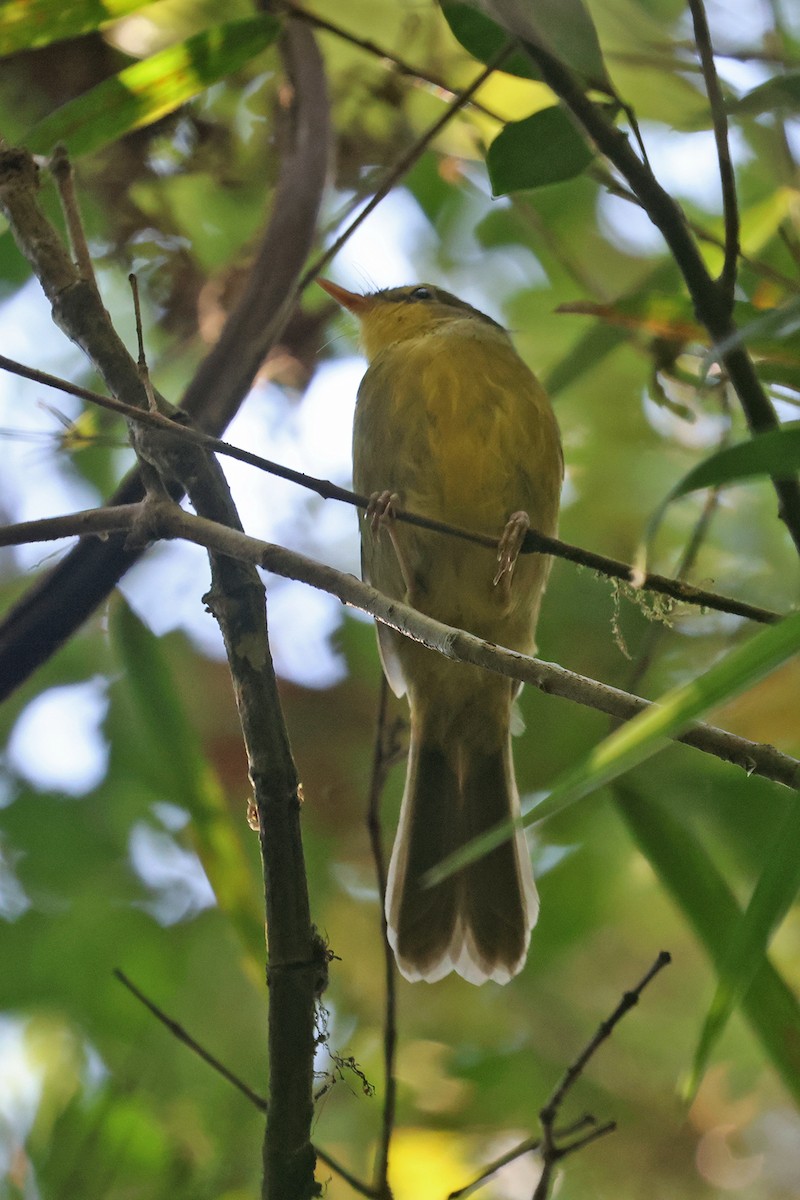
xmin=0 ymin=351 xmax=783 ymax=630
xmin=3 ymin=500 xmax=796 ymax=791
xmin=688 ymin=0 xmax=739 ymax=303
xmin=533 ymin=951 xmax=671 ymax=1199
xmin=0 ymin=18 xmax=330 ymax=698
xmin=513 ymin=35 xmax=800 ymax=554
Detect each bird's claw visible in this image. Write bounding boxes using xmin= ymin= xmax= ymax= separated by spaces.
xmin=493 ymin=511 xmax=530 ymax=588
xmin=367 ymin=489 xmax=399 ymax=535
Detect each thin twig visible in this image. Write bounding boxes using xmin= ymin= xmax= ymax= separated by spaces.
xmin=554 ymin=1120 xmax=617 ymax=1160
xmin=114 ymin=968 xmax=268 ymax=1112
xmin=688 ymin=0 xmax=739 ymax=304
xmin=365 ymin=675 xmax=401 ymax=1195
xmin=532 ymin=952 xmax=671 ymax=1199
xmin=49 ymin=144 xmax=98 ymax=290
xmin=626 ymin=391 xmax=731 ymax=693
xmin=4 ymin=499 xmax=796 ymax=791
xmin=128 ymin=273 xmax=158 ymax=413
xmin=296 ymin=42 xmax=515 ymax=293
xmin=285 ymin=1 xmax=502 ymax=123
xmin=448 ymin=1116 xmax=598 ymax=1198
xmin=0 ymin=352 xmax=782 ymax=628
xmin=448 ymin=1135 xmax=542 ymax=1199
xmin=113 ymin=969 xmax=376 ymax=1197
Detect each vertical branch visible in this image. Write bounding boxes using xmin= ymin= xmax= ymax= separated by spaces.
xmin=688 ymin=0 xmax=740 ymax=304
xmin=365 ymin=676 xmax=401 ymax=1194
xmin=203 ymin=542 xmax=327 ymax=1200
xmin=0 ymin=15 xmax=331 ymax=701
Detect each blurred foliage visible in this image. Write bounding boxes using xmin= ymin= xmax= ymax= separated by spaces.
xmin=1 ymin=0 xmax=800 ymax=1198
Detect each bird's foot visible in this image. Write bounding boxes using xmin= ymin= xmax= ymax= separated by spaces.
xmin=493 ymin=510 xmax=530 ymax=589
xmin=367 ymin=489 xmax=399 ymax=534
xmin=366 ymin=490 xmax=416 ymax=599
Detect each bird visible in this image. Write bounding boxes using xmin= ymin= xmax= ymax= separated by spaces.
xmin=319 ymin=280 xmax=563 ymax=984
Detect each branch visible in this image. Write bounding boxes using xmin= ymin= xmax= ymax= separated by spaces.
xmin=0 ymin=352 xmax=782 ymax=629
xmin=0 ymin=17 xmax=331 ymax=698
xmin=532 ymin=952 xmax=671 ymax=1199
xmin=688 ymin=0 xmax=739 ymax=303
xmin=285 ymin=1 xmax=502 ymax=122
xmin=113 ymin=969 xmax=374 ymax=1198
xmin=365 ymin=678 xmax=402 ymax=1196
xmin=198 ymin=492 xmax=323 ymax=1200
xmin=5 ymin=501 xmax=796 ymax=791
xmin=451 ymin=954 xmax=670 ymax=1198
xmin=515 ymin=37 xmax=800 ymax=554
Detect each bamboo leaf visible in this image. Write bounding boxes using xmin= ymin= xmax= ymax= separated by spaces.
xmin=426 ymin=610 xmax=800 ymax=883
xmin=687 ymin=794 xmax=800 ymax=1099
xmin=0 ymin=0 xmax=154 ymax=55
xmin=23 ymin=14 xmax=279 ymax=158
xmin=617 ymin=785 xmax=800 ymax=1106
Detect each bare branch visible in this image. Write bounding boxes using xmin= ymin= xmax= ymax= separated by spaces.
xmin=114 ymin=968 xmax=268 ymax=1112
xmin=0 ymin=352 xmax=782 ymax=629
xmin=532 ymin=952 xmax=671 ymax=1199
xmin=0 ymin=17 xmax=331 ymax=698
xmin=114 ymin=969 xmax=375 ymax=1197
xmin=49 ymin=144 xmax=98 ymax=291
xmin=688 ymin=0 xmax=740 ymax=303
xmin=5 ymin=500 xmax=794 ymax=790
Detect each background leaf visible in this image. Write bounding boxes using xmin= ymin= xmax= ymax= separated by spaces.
xmin=487 ymin=105 xmax=594 ymax=193
xmin=0 ymin=0 xmax=154 ymax=55
xmin=24 ymin=14 xmax=280 ymax=157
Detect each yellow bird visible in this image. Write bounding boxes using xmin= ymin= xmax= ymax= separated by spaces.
xmin=320 ymin=280 xmax=563 ymax=984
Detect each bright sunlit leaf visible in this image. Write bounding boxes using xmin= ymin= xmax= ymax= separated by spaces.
xmin=23 ymin=14 xmax=279 ymax=158
xmin=0 ymin=0 xmax=154 ymax=55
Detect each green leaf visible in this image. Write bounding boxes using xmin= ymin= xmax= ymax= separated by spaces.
xmin=487 ymin=105 xmax=593 ymax=194
xmin=23 ymin=13 xmax=280 ymax=158
xmin=643 ymin=424 xmax=800 ymax=559
xmin=617 ymin=785 xmax=800 ymax=1106
xmin=528 ymin=610 xmax=800 ymax=822
xmin=0 ymin=0 xmax=155 ymax=56
xmin=687 ymin=793 xmax=800 ymax=1099
xmin=426 ymin=610 xmax=800 ymax=883
xmin=734 ymin=70 xmax=800 ymax=116
xmin=440 ymin=2 xmax=542 ymax=79
xmin=447 ymin=0 xmax=613 ymax=94
xmin=667 ymin=424 xmax=800 ymax=498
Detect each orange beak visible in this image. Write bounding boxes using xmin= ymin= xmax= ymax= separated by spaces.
xmin=317 ymin=278 xmax=370 ymax=314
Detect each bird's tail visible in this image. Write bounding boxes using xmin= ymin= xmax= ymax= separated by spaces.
xmin=385 ymin=714 xmax=537 ymax=985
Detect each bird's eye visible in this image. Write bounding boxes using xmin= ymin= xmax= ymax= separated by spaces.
xmin=410 ymin=286 xmax=433 ymax=301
